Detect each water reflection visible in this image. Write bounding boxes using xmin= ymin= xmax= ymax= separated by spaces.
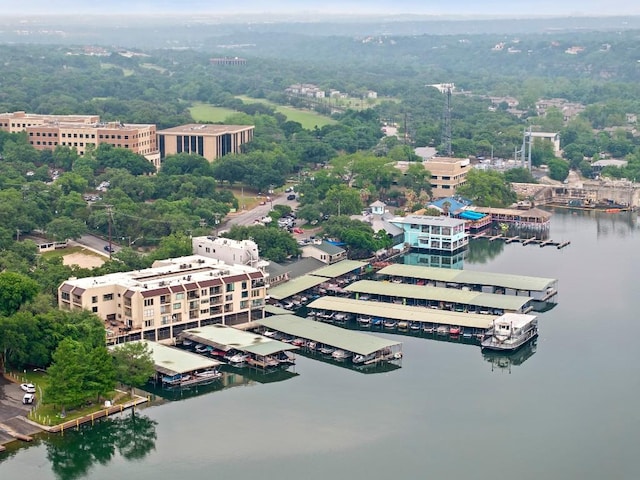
xmin=466 ymin=237 xmax=505 ymax=264
xmin=399 ymin=250 xmax=466 ymax=269
xmin=46 ymin=412 xmax=157 ymax=480
xmin=145 ymin=367 xmax=298 ymax=402
xmin=295 ymin=348 xmax=402 ymax=374
xmin=482 ymin=339 xmax=537 ymax=373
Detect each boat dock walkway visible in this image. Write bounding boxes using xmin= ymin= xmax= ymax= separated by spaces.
xmin=470 ymin=232 xmax=571 ymax=249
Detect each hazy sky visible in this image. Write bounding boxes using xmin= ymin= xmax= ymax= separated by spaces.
xmin=6 ymin=0 xmax=640 ymax=16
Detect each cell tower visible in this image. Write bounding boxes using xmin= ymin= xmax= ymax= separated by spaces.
xmin=514 ymin=127 xmax=533 ymax=171
xmin=428 ymin=83 xmax=455 ymax=156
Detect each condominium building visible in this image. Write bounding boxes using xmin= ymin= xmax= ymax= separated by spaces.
xmin=58 ymin=255 xmax=267 ymax=345
xmin=423 ymin=157 xmax=470 ymax=199
xmin=390 ymin=214 xmax=468 ymax=254
xmin=156 ymin=124 xmax=254 ymax=162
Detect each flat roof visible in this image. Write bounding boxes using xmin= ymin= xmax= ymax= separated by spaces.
xmin=268 ymin=274 xmax=327 ymax=300
xmin=390 ymin=214 xmax=465 ymax=227
xmin=308 ymin=297 xmax=496 ymax=329
xmin=157 ymin=124 xmax=254 ymax=135
xmin=345 ymin=280 xmax=532 ymax=310
xmin=255 ymin=314 xmax=401 ymax=356
xmin=119 ymin=340 xmax=220 ymax=376
xmin=264 ymin=304 xmax=291 ymax=316
xmin=378 ymin=264 xmax=556 ymax=292
xmin=494 ymin=312 xmax=537 ymax=329
xmin=182 ymin=324 xmax=297 ymax=356
xmin=310 ymin=260 xmax=368 ymax=279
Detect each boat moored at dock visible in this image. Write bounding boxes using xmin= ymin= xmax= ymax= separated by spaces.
xmin=481 ymin=313 xmax=538 ymax=352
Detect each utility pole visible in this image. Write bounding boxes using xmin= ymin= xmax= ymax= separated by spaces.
xmin=105 ymin=205 xmax=114 ymax=259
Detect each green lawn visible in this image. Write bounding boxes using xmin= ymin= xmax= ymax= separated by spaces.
xmin=189 ymin=103 xmax=239 ymax=123
xmin=191 ymin=97 xmax=336 ymax=130
xmin=236 ymin=95 xmax=337 ymax=129
xmin=40 ymin=245 xmax=102 ymax=261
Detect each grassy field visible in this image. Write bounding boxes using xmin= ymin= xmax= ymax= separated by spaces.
xmin=189 ymin=103 xmax=239 ymax=123
xmin=191 ymin=97 xmax=336 ymax=129
xmin=236 ymin=95 xmax=337 ymax=129
xmin=100 ymin=63 xmax=134 ymax=77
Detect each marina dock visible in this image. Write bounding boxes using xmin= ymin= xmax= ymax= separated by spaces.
xmin=470 ymin=232 xmax=571 ymax=249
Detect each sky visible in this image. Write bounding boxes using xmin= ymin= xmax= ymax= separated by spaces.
xmin=5 ymin=0 xmax=640 ymax=16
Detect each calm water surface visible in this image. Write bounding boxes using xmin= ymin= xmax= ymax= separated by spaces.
xmin=2 ymin=210 xmax=640 ymax=480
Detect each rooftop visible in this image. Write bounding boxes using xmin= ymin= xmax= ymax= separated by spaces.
xmin=181 ymin=324 xmax=297 ymax=356
xmin=268 ymin=274 xmax=326 ymax=300
xmin=157 ymin=124 xmax=254 ymax=136
xmin=255 ymin=314 xmax=401 ymax=356
xmin=345 ymin=280 xmax=532 ymax=310
xmin=308 ymin=297 xmax=496 ymax=329
xmin=390 ymin=214 xmax=466 ymax=227
xmin=493 ymin=312 xmax=537 ymax=329
xmin=115 ymin=340 xmax=220 ymax=376
xmin=310 ymin=260 xmax=368 ymax=279
xmin=378 ymin=264 xmax=556 ymax=292
xmin=60 ymin=255 xmax=262 ymax=293
xmin=304 ymin=241 xmax=345 ymax=255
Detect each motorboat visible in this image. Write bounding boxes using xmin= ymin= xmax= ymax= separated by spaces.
xmin=449 ymin=326 xmax=462 ymax=335
xmin=307 ymin=341 xmax=318 ymax=350
xmin=397 ymin=321 xmax=409 ymax=330
xmin=263 ymin=330 xmax=277 ymax=337
xmin=383 ymin=320 xmax=398 ymax=329
xmin=357 ymin=316 xmax=372 ymax=327
xmin=436 ymin=325 xmax=449 ymax=335
xmin=182 ymin=339 xmax=193 ymax=347
xmin=195 ymin=344 xmax=210 ymax=354
xmin=331 ymin=349 xmax=352 ymax=361
xmin=292 ymin=338 xmax=306 ymax=347
xmin=319 ymin=345 xmax=335 ymax=355
xmin=423 ymin=325 xmax=435 ymax=334
xmin=481 ymin=313 xmax=538 ymax=352
xmin=227 ymin=353 xmax=250 ymax=364
xmin=195 ymin=369 xmax=222 ymax=380
xmin=409 ymin=322 xmax=421 ymax=331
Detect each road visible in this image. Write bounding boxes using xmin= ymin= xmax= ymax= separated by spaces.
xmin=219 ymin=193 xmax=299 ymax=230
xmin=70 ymin=233 xmax=121 ymax=257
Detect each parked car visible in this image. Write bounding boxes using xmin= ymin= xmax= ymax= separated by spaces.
xmin=20 ymin=383 xmax=36 ymax=393
xmin=104 ymin=245 xmax=114 ymax=252
xmin=287 ymin=194 xmax=296 ymax=201
xmin=23 ymin=393 xmax=35 ymax=405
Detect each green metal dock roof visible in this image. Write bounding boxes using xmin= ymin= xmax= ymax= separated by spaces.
xmin=345 ymin=280 xmax=532 ymax=311
xmin=310 ymin=260 xmax=368 ymax=278
xmin=182 ymin=325 xmax=297 ymax=356
xmin=122 ymin=340 xmax=220 ymax=376
xmin=378 ymin=264 xmax=556 ymax=292
xmin=255 ymin=314 xmax=401 ymax=356
xmin=268 ymin=274 xmax=326 ymax=300
xmin=307 ymin=296 xmax=496 ymax=329
xmin=264 ymin=304 xmax=291 ymax=316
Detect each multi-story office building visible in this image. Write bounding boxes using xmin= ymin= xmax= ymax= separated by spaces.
xmin=58 ymin=255 xmax=267 ymax=345
xmin=423 ymin=157 xmax=470 ymax=199
xmin=0 ymin=111 xmax=99 ymax=133
xmin=156 ymin=124 xmax=254 ymax=162
xmin=390 ymin=214 xmax=468 ymax=254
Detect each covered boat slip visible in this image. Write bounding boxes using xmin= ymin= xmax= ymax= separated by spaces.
xmin=346 ymin=280 xmax=533 ymax=313
xmin=309 ymin=260 xmax=368 ymax=278
xmin=268 ymin=274 xmax=326 ymax=301
xmin=308 ymin=296 xmax=496 ymax=331
xmin=118 ymin=340 xmax=221 ymax=386
xmin=180 ymin=324 xmax=298 ymax=368
xmin=377 ymin=264 xmax=557 ymax=301
xmin=267 ymin=260 xmax=368 ymax=301
xmin=255 ymin=314 xmax=402 ymax=359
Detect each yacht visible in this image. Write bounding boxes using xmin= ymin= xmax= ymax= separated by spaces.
xmin=481 ymin=314 xmax=538 ymax=352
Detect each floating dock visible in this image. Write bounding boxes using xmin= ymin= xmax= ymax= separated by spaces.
xmin=470 ymin=232 xmax=570 ymax=249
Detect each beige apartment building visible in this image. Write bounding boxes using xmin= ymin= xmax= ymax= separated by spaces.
xmin=157 ymin=124 xmax=254 ymax=162
xmin=58 ymin=255 xmax=267 ymax=345
xmin=423 ymin=157 xmax=470 ymax=198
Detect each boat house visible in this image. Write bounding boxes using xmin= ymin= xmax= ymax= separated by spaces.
xmin=389 ymin=214 xmax=468 ymax=254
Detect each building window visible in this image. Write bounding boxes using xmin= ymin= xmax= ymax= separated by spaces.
xmin=226 ymin=283 xmax=235 ymax=292
xmin=144 ymin=319 xmax=153 ymax=328
xmin=92 ymin=296 xmax=98 ymax=303
xmin=175 ymin=292 xmax=185 ymax=300
xmin=61 ymin=292 xmax=70 ymax=301
xmin=103 ymin=293 xmax=114 ymax=301
xmin=144 ymin=298 xmax=154 ymax=306
xmin=225 ymin=294 xmax=233 ymax=302
xmin=144 ymin=308 xmax=154 ymax=318
xmin=173 ymin=303 xmax=181 ymax=310
xmin=92 ymin=306 xmax=98 ymax=313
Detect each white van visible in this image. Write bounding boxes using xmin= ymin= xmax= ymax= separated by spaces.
xmin=23 ymin=393 xmax=35 ymax=405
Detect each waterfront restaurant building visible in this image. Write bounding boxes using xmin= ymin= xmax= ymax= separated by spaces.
xmin=156 ymin=124 xmax=254 ymax=162
xmin=390 ymin=214 xmax=468 ymax=254
xmin=58 ymin=255 xmax=267 ymax=345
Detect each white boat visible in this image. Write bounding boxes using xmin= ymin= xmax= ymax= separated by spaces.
xmin=319 ymin=345 xmax=335 ymax=355
xmin=352 ymin=353 xmax=377 ymax=364
xmin=331 ymin=349 xmax=352 ymax=361
xmin=195 ymin=344 xmax=209 ymax=354
xmin=397 ymin=321 xmax=409 ymax=330
xmin=228 ymin=353 xmax=250 ymax=364
xmin=195 ymin=369 xmax=222 ymax=380
xmin=357 ymin=316 xmax=372 ymax=327
xmin=182 ymin=339 xmax=194 ymax=347
xmin=481 ymin=313 xmax=538 ymax=352
xmin=307 ymin=341 xmax=318 ymax=350
xmin=436 ymin=325 xmax=449 ymax=335
xmin=383 ymin=320 xmax=398 ymax=329
xmin=263 ymin=330 xmax=276 ymax=337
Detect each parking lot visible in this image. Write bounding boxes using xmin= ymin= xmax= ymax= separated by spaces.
xmin=0 ymin=376 xmax=40 ymax=445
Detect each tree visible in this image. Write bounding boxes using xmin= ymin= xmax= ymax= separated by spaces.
xmin=45 ymin=217 xmax=87 ymax=241
xmin=46 ymin=339 xmax=93 ymax=412
xmin=456 ymin=169 xmax=517 ymax=207
xmin=111 ymin=341 xmax=155 ymax=395
xmin=222 ymin=225 xmax=300 ymax=262
xmin=504 ymin=167 xmax=537 ymax=184
xmin=0 ymin=271 xmax=39 ymax=316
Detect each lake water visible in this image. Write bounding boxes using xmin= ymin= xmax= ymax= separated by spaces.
xmin=2 ymin=209 xmax=640 ymax=480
